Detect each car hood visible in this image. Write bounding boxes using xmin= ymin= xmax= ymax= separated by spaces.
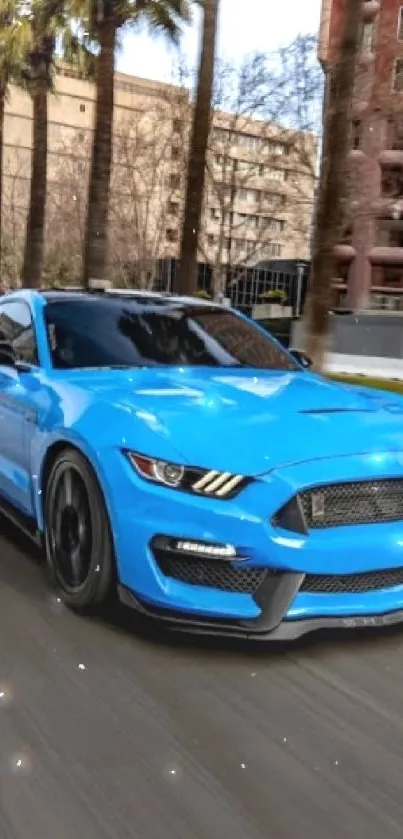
xmin=67 ymin=367 xmax=403 ymax=475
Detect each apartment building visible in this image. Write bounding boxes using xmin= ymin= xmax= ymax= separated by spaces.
xmin=2 ymin=64 xmax=315 ymax=282
xmin=318 ymin=0 xmax=403 ymax=309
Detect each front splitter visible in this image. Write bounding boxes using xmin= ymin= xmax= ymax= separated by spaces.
xmin=118 ymin=585 xmax=403 ymax=641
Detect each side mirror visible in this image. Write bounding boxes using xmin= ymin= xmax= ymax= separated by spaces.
xmin=0 ymin=341 xmax=16 ymax=368
xmin=289 ymin=348 xmax=313 ymax=369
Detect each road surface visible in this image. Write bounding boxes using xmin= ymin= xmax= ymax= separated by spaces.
xmin=1 ymin=520 xmax=403 ymax=839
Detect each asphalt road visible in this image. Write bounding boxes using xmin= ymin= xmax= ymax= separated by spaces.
xmin=1 ymin=522 xmax=403 ymax=839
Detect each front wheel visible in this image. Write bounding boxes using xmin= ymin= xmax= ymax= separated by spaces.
xmin=44 ymin=448 xmax=115 ymax=611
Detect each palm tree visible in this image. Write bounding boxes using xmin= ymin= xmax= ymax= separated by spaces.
xmin=78 ymin=0 xmax=191 ymax=288
xmin=176 ymin=0 xmax=219 ymax=296
xmin=19 ymin=0 xmax=92 ymax=288
xmin=0 ymin=2 xmax=29 ymax=281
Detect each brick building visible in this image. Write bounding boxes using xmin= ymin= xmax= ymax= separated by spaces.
xmin=318 ymin=0 xmax=403 ymax=310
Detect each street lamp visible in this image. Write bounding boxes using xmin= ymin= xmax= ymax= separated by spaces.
xmin=295 ymin=262 xmax=305 ymax=317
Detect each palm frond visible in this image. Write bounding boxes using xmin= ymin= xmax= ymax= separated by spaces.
xmin=133 ymin=0 xmax=192 ymax=42
xmin=60 ymin=26 xmax=96 ymax=79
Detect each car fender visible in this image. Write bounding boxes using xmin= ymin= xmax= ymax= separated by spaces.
xmin=30 ymin=391 xmax=186 ymax=536
xmin=32 ymin=428 xmax=120 ymax=536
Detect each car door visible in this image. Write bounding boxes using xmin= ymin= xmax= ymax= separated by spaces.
xmin=0 ymin=299 xmax=41 ymax=516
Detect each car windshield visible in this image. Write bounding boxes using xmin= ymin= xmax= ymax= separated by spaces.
xmin=44 ymin=297 xmax=299 ymax=371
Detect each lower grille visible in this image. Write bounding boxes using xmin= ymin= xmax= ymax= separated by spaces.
xmin=153 ymin=549 xmax=266 ymax=594
xmin=301 ymin=566 xmax=403 ymax=594
xmin=299 ymin=479 xmax=403 ymax=529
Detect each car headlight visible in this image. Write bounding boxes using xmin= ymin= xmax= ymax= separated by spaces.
xmin=126 ymin=452 xmax=249 ymax=499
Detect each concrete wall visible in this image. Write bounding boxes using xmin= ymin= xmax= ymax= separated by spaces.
xmin=293 ymin=312 xmax=403 ymax=355
xmin=291 ymin=311 xmax=403 ymax=379
xmin=292 ymin=312 xmax=403 ymax=356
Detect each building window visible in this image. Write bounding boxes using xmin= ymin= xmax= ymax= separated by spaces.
xmin=261 ymin=217 xmax=285 ymax=232
xmin=214 ymin=128 xmax=230 ymax=144
xmin=173 ymin=118 xmax=181 ymax=133
xmin=267 ymin=142 xmax=287 ymax=156
xmin=387 ymin=116 xmax=403 ymax=149
xmin=340 ymin=225 xmax=353 ymax=245
xmin=171 ymin=146 xmax=180 ymax=160
xmin=264 ymin=192 xmax=286 ymax=208
xmin=393 ymin=58 xmax=403 ymax=91
xmin=266 ymin=168 xmax=286 ymax=182
xmin=398 ymin=6 xmax=403 ymax=40
xmin=79 ymin=103 xmax=86 ymax=112
xmin=381 ymin=168 xmax=403 ymax=198
xmin=238 ymin=188 xmax=257 ymax=203
xmin=169 ymin=173 xmax=180 ymax=190
xmin=166 ymin=228 xmax=178 ymax=243
xmin=351 ymin=119 xmax=361 ymax=150
xmin=168 ymin=201 xmax=179 ymax=216
xmin=376 ymin=219 xmax=403 ymax=247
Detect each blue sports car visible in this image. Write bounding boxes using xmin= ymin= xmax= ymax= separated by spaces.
xmin=2 ymin=288 xmax=403 ymax=640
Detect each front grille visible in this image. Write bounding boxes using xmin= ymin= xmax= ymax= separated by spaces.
xmin=301 ymin=566 xmax=403 ymax=594
xmin=299 ymin=479 xmax=403 ymax=529
xmin=153 ymin=550 xmax=266 ymax=594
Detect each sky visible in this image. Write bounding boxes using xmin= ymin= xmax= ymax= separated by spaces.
xmin=117 ymin=0 xmax=322 ymax=82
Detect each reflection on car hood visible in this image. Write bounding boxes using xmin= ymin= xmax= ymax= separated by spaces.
xmin=68 ymin=367 xmax=403 ymax=475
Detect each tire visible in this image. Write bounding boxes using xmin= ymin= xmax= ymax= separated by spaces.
xmin=44 ymin=448 xmax=115 ymax=612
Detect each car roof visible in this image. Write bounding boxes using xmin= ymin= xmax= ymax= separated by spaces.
xmin=4 ymin=288 xmax=222 ymax=309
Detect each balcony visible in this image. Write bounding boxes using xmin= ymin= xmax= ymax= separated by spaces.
xmin=369 ymin=247 xmax=403 ymax=266
xmin=362 ymin=1 xmax=380 ymax=21
xmin=334 ymin=244 xmax=356 ymax=262
xmin=379 ymin=150 xmax=403 ymax=168
xmin=347 ymin=148 xmax=365 ymax=163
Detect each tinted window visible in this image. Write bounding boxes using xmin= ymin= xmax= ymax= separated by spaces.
xmin=0 ymin=301 xmax=38 ymax=365
xmin=45 ymin=298 xmax=298 ymax=372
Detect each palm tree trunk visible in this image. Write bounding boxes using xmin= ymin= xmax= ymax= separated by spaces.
xmin=0 ymin=85 xmax=5 ymax=285
xmin=176 ymin=0 xmax=219 ymax=295
xmin=21 ymin=77 xmax=48 ymax=288
xmin=305 ymin=0 xmax=361 ymax=369
xmin=82 ymin=19 xmax=116 ymax=288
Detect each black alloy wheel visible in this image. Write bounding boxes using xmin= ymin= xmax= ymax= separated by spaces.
xmin=45 ymin=448 xmax=115 ymax=611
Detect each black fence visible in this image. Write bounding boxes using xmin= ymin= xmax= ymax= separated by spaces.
xmin=155 ymin=258 xmax=310 ymax=316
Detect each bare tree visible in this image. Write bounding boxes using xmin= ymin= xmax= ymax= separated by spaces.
xmin=1 ymin=148 xmax=29 ymax=288
xmin=197 ymin=40 xmax=320 ymax=298
xmin=305 ymin=0 xmax=362 ymax=369
xmin=42 ymin=90 xmax=189 ymax=289
xmin=45 ymin=133 xmax=90 ymax=285
xmin=109 ymin=95 xmax=187 ymax=287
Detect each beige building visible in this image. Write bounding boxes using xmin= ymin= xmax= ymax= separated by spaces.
xmin=2 ymin=65 xmax=316 ymax=286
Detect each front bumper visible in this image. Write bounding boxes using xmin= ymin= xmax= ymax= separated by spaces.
xmin=103 ymin=448 xmax=403 ymax=640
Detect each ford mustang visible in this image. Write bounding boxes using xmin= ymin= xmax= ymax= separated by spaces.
xmin=1 ymin=288 xmax=403 ymax=640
